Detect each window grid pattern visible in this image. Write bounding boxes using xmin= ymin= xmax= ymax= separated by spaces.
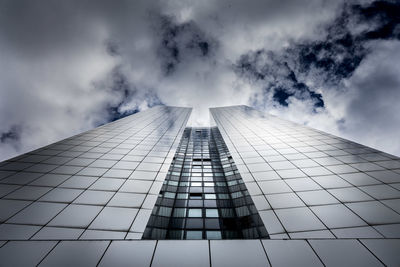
xmin=211 ymin=105 xmax=400 ymax=239
xmin=0 ymin=105 xmax=398 ymax=265
xmin=1 ymin=239 xmax=398 ymax=266
xmin=0 ymin=106 xmax=192 ymax=240
xmin=143 ymin=127 xmax=268 ymax=239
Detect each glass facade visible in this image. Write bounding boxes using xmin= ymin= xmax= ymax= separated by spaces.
xmin=143 ymin=127 xmax=268 ymax=239
xmin=0 ymin=105 xmax=399 ymax=266
xmin=211 ymin=105 xmax=400 ymax=239
xmin=0 ymin=106 xmax=192 ymax=240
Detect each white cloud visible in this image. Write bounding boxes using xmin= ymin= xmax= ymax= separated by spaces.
xmin=339 ymin=40 xmax=400 ymax=155
xmin=1 ymin=0 xmax=399 ymax=161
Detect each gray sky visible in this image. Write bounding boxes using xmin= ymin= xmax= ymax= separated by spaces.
xmin=1 ymin=0 xmax=400 ymax=161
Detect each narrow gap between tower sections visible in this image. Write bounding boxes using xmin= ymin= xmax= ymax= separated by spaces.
xmin=142 ymin=127 xmax=269 ymax=240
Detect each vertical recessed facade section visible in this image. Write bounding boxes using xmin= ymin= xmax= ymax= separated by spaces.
xmin=143 ymin=127 xmax=268 ymax=239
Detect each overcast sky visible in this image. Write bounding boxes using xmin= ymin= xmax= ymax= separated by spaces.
xmin=1 ymin=0 xmax=400 ymax=161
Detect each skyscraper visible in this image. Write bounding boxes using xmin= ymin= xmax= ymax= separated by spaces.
xmin=0 ymin=105 xmax=399 ymax=266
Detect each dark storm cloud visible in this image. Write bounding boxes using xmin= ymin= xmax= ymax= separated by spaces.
xmin=0 ymin=125 xmax=22 ymax=150
xmin=235 ymin=0 xmax=400 ymax=111
xmin=236 ymin=51 xmax=325 ymax=110
xmin=156 ymin=15 xmax=217 ymax=75
xmin=92 ymin=64 xmax=164 ymax=125
xmin=0 ymin=125 xmax=23 ymax=156
xmin=101 ymin=66 xmax=140 ymax=123
xmin=1 ymin=0 xmax=400 ymax=161
xmin=354 ymin=0 xmax=400 ymax=40
xmin=295 ymin=0 xmax=400 ymax=83
xmin=0 ymin=0 xmax=162 ymax=161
